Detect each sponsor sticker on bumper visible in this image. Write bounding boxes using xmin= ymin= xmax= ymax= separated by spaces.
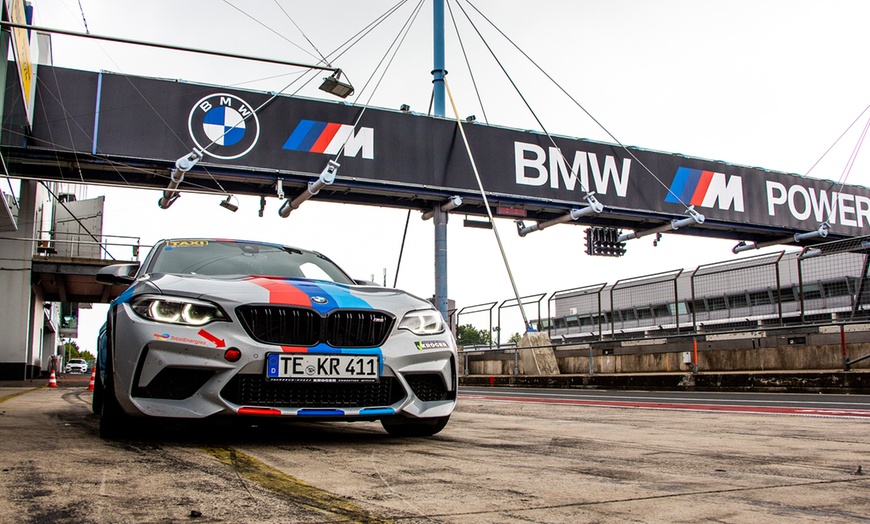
xmin=415 ymin=340 xmax=450 ymax=351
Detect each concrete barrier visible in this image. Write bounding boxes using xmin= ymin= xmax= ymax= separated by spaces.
xmin=459 ymin=370 xmax=870 ymax=394
xmin=518 ymin=331 xmax=559 ymax=375
xmin=458 ymin=325 xmax=870 ymax=392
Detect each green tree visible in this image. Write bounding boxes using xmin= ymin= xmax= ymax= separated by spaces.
xmin=455 ymin=324 xmax=492 ymax=347
xmin=63 ymin=340 xmax=80 ymax=360
xmin=62 ymin=341 xmax=95 ymax=362
xmin=508 ymin=332 xmax=522 ymax=345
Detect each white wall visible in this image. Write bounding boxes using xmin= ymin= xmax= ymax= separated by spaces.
xmin=0 ymin=181 xmax=46 ymax=377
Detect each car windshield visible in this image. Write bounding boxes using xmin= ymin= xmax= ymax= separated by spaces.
xmin=147 ymin=240 xmax=355 ymax=284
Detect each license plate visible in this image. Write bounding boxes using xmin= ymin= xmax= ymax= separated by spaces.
xmin=265 ymin=353 xmax=380 ymax=382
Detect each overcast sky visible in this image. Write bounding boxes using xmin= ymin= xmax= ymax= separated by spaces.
xmin=29 ymin=0 xmax=870 ymax=352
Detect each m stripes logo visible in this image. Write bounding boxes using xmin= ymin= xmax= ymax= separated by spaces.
xmin=283 ymin=120 xmax=374 ymax=159
xmin=666 ymin=167 xmax=744 ymax=212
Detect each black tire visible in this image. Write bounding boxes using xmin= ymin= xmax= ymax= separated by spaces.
xmin=99 ymin=343 xmax=130 ymax=439
xmin=381 ymin=415 xmax=450 ymax=437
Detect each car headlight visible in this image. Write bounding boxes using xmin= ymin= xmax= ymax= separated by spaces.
xmin=398 ymin=308 xmax=445 ymax=335
xmin=131 ymin=296 xmax=226 ymax=326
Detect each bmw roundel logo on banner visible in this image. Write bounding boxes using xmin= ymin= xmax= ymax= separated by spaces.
xmin=188 ymin=93 xmax=260 ymax=160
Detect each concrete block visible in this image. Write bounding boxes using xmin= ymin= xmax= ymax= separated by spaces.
xmin=518 ymin=331 xmax=560 ymax=375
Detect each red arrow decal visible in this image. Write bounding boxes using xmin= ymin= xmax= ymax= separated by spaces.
xmin=198 ymin=329 xmax=226 ymax=348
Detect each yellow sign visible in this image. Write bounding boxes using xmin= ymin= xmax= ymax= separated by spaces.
xmin=167 ymin=240 xmax=209 ymax=247
xmin=6 ymin=0 xmax=34 ymax=127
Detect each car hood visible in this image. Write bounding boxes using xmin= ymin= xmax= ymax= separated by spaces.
xmin=126 ymin=273 xmax=433 ymax=315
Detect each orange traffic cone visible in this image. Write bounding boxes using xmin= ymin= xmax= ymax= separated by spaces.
xmin=87 ymin=368 xmax=96 ymax=391
xmin=47 ymin=369 xmax=58 ymax=388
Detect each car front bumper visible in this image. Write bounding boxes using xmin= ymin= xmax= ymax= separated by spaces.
xmin=109 ymin=303 xmax=457 ymax=421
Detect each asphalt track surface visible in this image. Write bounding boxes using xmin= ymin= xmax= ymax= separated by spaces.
xmin=1 ymin=379 xmax=869 ymax=523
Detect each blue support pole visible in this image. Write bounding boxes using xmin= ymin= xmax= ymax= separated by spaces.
xmin=432 ymin=0 xmax=446 ymax=117
xmin=432 ymin=0 xmax=449 ymax=324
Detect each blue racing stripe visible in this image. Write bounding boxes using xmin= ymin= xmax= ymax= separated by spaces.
xmin=297 ymin=121 xmax=328 ymax=152
xmin=114 ymin=286 xmax=136 ymax=305
xmin=666 ymin=166 xmax=690 ymax=203
xmin=291 ymin=281 xmax=371 ymax=314
xmin=306 ymin=343 xmax=342 ymax=354
xmin=678 ymin=168 xmax=701 ymax=204
xmin=297 ymin=409 xmax=345 ymax=416
xmin=283 ymin=120 xmax=315 ymax=150
xmin=359 ymin=408 xmax=396 ymax=416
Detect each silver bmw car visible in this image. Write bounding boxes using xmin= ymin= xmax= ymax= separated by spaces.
xmin=94 ymin=239 xmax=457 ymax=438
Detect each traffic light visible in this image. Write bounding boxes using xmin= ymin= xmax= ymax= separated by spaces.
xmin=584 ymin=227 xmax=626 ymax=257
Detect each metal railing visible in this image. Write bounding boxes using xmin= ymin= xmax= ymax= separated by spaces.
xmin=22 ymin=231 xmax=144 ymax=261
xmin=456 ymin=235 xmax=870 ymax=348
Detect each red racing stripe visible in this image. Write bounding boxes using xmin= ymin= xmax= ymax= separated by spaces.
xmin=247 ymin=278 xmax=313 ymax=353
xmin=690 ymin=170 xmax=714 ymax=206
xmin=310 ymin=123 xmax=342 ymax=153
xmin=247 ymin=277 xmax=311 ymax=307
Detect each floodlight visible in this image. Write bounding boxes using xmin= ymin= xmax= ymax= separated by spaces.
xmin=319 ymin=70 xmax=354 ymax=99
xmin=463 ymin=218 xmax=492 ymax=229
xmin=219 ymin=195 xmax=238 ymax=212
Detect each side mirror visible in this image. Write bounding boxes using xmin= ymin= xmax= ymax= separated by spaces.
xmin=96 ymin=263 xmax=140 ymax=285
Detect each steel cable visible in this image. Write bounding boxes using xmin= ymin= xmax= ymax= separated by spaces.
xmin=443 ymin=77 xmax=530 ymax=329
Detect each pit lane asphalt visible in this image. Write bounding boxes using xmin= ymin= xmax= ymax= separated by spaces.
xmin=1 ymin=379 xmax=869 ymax=523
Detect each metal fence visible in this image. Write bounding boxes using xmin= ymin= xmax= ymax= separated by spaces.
xmin=454 ymin=235 xmax=870 ymax=345
xmin=798 ymin=236 xmax=870 ymax=324
xmin=691 ymin=252 xmax=784 ymax=332
xmin=610 ymin=270 xmax=682 ymax=339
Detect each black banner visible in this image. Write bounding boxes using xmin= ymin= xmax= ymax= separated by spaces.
xmin=13 ymin=67 xmax=870 ymax=237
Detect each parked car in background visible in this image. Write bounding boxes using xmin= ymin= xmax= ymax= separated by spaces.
xmin=65 ymin=358 xmax=88 ymax=373
xmin=93 ymin=238 xmax=458 ymax=438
